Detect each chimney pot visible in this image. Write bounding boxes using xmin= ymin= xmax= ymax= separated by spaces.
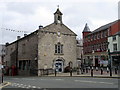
xmin=39 ymin=25 xmax=43 ymax=29
xmin=17 ymin=36 xmax=21 ymax=40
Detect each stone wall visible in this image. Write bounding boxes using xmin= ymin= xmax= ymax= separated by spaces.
xmin=38 ymin=23 xmax=77 ymax=76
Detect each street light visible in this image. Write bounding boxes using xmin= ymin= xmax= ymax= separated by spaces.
xmin=108 ymin=49 xmax=112 ymax=76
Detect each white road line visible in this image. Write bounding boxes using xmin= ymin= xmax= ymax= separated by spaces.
xmin=13 ymin=78 xmax=19 ymax=79
xmin=20 ymin=84 xmax=23 ymax=86
xmin=41 ymin=79 xmax=64 ymax=81
xmin=74 ymin=80 xmax=114 ymax=85
xmin=17 ymin=85 xmax=22 ymax=87
xmin=55 ymin=79 xmax=64 ymax=81
xmin=98 ymin=82 xmax=113 ymax=84
xmin=22 ymin=78 xmax=35 ymax=80
xmin=11 ymin=82 xmax=41 ymax=89
xmin=37 ymin=87 xmax=41 ymax=89
xmin=32 ymin=86 xmax=37 ymax=88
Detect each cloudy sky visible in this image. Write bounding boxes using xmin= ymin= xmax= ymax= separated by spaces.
xmin=0 ymin=0 xmax=119 ymax=44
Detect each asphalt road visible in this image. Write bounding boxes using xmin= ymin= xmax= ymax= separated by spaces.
xmin=1 ymin=76 xmax=119 ymax=90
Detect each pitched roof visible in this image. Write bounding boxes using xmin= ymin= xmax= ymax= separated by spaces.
xmin=39 ymin=23 xmax=77 ymax=36
xmin=92 ymin=20 xmax=118 ymax=33
xmin=54 ymin=8 xmax=63 ymax=15
xmin=83 ymin=23 xmax=91 ymax=32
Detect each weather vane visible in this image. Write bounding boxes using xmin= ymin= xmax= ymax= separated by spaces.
xmin=57 ymin=5 xmax=59 ymax=8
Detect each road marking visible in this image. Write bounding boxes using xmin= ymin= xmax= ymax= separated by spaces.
xmin=41 ymin=78 xmax=64 ymax=81
xmin=32 ymin=86 xmax=36 ymax=88
xmin=21 ymin=78 xmax=35 ymax=80
xmin=55 ymin=79 xmax=64 ymax=81
xmin=74 ymin=80 xmax=114 ymax=85
xmin=10 ymin=82 xmax=41 ymax=89
xmin=0 ymin=82 xmax=11 ymax=88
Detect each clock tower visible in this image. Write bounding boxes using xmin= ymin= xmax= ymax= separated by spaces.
xmin=54 ymin=7 xmax=63 ymax=24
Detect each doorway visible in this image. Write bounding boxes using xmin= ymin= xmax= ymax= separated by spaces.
xmin=54 ymin=59 xmax=64 ymax=72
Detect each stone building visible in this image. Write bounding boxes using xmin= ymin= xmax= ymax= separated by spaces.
xmin=0 ymin=45 xmax=5 ymax=65
xmin=5 ymin=8 xmax=81 ymax=76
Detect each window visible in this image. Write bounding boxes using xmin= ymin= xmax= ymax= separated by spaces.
xmin=22 ymin=44 xmax=26 ymax=54
xmin=97 ymin=33 xmax=100 ymax=39
xmin=102 ymin=31 xmax=104 ymax=38
xmin=113 ymin=44 xmax=117 ymax=51
xmin=113 ymin=36 xmax=116 ymax=41
xmin=58 ymin=15 xmax=61 ymax=21
xmin=94 ymin=34 xmax=97 ymax=40
xmin=105 ymin=31 xmax=108 ymax=37
xmin=55 ymin=43 xmax=63 ymax=54
xmin=19 ymin=60 xmax=31 ymax=70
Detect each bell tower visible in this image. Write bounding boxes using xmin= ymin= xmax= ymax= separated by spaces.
xmin=54 ymin=6 xmax=63 ymax=24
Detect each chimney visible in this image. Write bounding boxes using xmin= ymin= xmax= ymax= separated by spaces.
xmin=24 ymin=34 xmax=27 ymax=37
xmin=39 ymin=25 xmax=43 ymax=29
xmin=17 ymin=36 xmax=21 ymax=40
xmin=5 ymin=42 xmax=9 ymax=46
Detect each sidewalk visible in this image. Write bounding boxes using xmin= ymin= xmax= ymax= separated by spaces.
xmin=47 ymin=70 xmax=120 ymax=78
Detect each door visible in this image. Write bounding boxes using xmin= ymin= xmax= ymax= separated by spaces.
xmin=54 ymin=59 xmax=63 ymax=72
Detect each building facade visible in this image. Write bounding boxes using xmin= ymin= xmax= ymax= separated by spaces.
xmin=82 ymin=20 xmax=120 ymax=67
xmin=0 ymin=45 xmax=5 ymax=65
xmin=108 ymin=31 xmax=120 ymax=66
xmin=5 ymin=8 xmax=82 ymax=76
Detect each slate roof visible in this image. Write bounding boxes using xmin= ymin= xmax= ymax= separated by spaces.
xmin=54 ymin=8 xmax=63 ymax=15
xmin=83 ymin=23 xmax=91 ymax=32
xmin=92 ymin=20 xmax=118 ymax=34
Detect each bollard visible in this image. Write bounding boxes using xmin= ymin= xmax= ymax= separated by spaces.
xmin=55 ymin=69 xmax=57 ymax=76
xmin=2 ymin=73 xmax=3 ymax=83
xmin=101 ymin=68 xmax=103 ymax=75
xmin=91 ymin=67 xmax=93 ymax=77
xmin=70 ymin=68 xmax=72 ymax=76
xmin=81 ymin=68 xmax=83 ymax=74
xmin=86 ymin=68 xmax=88 ymax=73
xmin=77 ymin=68 xmax=80 ymax=75
xmin=115 ymin=68 xmax=117 ymax=74
xmin=47 ymin=69 xmax=49 ymax=75
xmin=83 ymin=68 xmax=85 ymax=73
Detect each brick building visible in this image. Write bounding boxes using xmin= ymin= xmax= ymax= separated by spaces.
xmin=82 ymin=20 xmax=120 ymax=67
xmin=4 ymin=8 xmax=83 ymax=76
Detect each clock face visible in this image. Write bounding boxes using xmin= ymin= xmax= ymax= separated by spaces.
xmin=57 ymin=32 xmax=61 ymax=37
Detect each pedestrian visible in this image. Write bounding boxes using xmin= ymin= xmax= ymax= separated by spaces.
xmin=101 ymin=64 xmax=103 ymax=75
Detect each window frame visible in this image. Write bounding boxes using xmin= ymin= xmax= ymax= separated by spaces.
xmin=55 ymin=43 xmax=63 ymax=54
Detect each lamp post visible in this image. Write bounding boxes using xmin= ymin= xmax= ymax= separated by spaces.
xmin=69 ymin=61 xmax=73 ymax=76
xmin=108 ymin=49 xmax=112 ymax=76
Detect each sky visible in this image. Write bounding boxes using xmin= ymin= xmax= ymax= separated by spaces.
xmin=0 ymin=0 xmax=119 ymax=44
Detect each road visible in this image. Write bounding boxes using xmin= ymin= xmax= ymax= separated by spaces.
xmin=1 ymin=76 xmax=119 ymax=90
